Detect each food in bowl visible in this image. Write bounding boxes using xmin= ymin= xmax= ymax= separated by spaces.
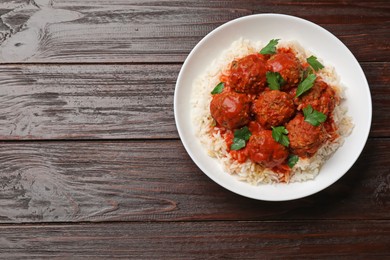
xmin=191 ymin=38 xmax=353 ymax=184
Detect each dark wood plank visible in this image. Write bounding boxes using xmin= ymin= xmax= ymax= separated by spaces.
xmin=0 ymin=0 xmax=250 ymax=63
xmin=0 ymin=138 xmax=388 ymax=223
xmin=0 ymin=221 xmax=388 ymax=258
xmin=0 ymin=62 xmax=388 ymax=140
xmin=367 ymin=62 xmax=390 ymax=137
xmin=0 ymin=64 xmax=179 ymax=139
xmin=0 ymin=0 xmax=388 ymax=63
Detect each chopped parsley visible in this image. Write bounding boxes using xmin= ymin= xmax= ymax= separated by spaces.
xmin=211 ymin=82 xmax=224 ymax=94
xmin=303 ymin=105 xmax=327 ymax=126
xmin=266 ymin=71 xmax=285 ymax=90
xmin=271 ymin=126 xmax=289 ymax=147
xmin=259 ymin=39 xmax=280 ymax=55
xmin=287 ymin=155 xmax=299 ymax=168
xmin=307 ymin=55 xmax=324 ymax=71
xmin=230 ymin=126 xmax=252 ymax=151
xmin=295 ymin=74 xmax=316 ymax=97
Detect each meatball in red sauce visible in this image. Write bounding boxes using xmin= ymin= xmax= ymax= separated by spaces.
xmin=246 ymin=130 xmax=289 ymax=168
xmin=267 ymin=52 xmax=302 ymax=90
xmin=294 ymin=79 xmax=337 ymax=116
xmin=252 ymin=90 xmax=295 ymax=129
xmin=221 ymin=54 xmax=268 ymax=94
xmin=286 ymin=114 xmax=326 ymax=157
xmin=210 ymin=90 xmax=251 ymax=129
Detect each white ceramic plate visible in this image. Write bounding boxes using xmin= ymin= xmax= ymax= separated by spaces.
xmin=174 ymin=14 xmax=372 ymax=201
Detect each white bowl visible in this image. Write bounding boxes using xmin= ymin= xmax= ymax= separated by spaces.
xmin=174 ymin=14 xmax=372 ymax=201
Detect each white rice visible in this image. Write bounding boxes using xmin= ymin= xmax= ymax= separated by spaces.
xmin=191 ymin=38 xmax=354 ymax=184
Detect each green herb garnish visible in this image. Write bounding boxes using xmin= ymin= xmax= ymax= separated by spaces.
xmin=211 ymin=82 xmax=224 ymax=94
xmin=307 ymin=55 xmax=324 ymax=71
xmin=231 ymin=138 xmax=246 ymax=151
xmin=287 ymin=155 xmax=299 ymax=168
xmin=302 ymin=66 xmax=314 ymax=80
xmin=271 ymin=126 xmax=289 ymax=147
xmin=303 ymin=105 xmax=327 ymax=126
xmin=266 ymin=71 xmax=285 ymax=90
xmin=295 ymin=74 xmax=316 ymax=97
xmin=259 ymin=39 xmax=280 ymax=55
xmin=230 ymin=126 xmax=252 ymax=151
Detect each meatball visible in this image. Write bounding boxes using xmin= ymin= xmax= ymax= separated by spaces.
xmin=246 ymin=130 xmax=289 ymax=168
xmin=210 ymin=91 xmax=251 ymax=129
xmin=286 ymin=114 xmax=326 ymax=157
xmin=267 ymin=52 xmax=302 ymax=90
xmin=294 ymin=79 xmax=337 ymax=116
xmin=252 ymin=90 xmax=295 ymax=129
xmin=223 ymin=54 xmax=268 ymax=94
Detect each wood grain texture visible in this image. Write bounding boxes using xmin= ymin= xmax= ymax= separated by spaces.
xmin=0 ymin=0 xmax=388 ymax=63
xmin=0 ymin=221 xmax=389 ymax=258
xmin=0 ymin=138 xmax=388 ymax=223
xmin=0 ymin=64 xmax=178 ymax=139
xmin=0 ymin=62 xmax=388 ymax=140
xmin=368 ymin=62 xmax=390 ymax=137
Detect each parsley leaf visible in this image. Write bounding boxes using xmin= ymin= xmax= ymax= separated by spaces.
xmin=211 ymin=82 xmax=224 ymax=95
xmin=302 ymin=105 xmax=327 ymax=126
xmin=230 ymin=126 xmax=252 ymax=151
xmin=260 ymin=39 xmax=280 ymax=55
xmin=295 ymin=74 xmax=316 ymax=97
xmin=302 ymin=66 xmax=314 ymax=80
xmin=307 ymin=55 xmax=324 ymax=71
xmin=271 ymin=126 xmax=289 ymax=147
xmin=287 ymin=155 xmax=299 ymax=168
xmin=266 ymin=71 xmax=285 ymax=90
xmin=234 ymin=126 xmax=252 ymax=141
xmin=231 ymin=138 xmax=246 ymax=151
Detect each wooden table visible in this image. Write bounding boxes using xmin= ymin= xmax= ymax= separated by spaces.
xmin=0 ymin=0 xmax=389 ymax=258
